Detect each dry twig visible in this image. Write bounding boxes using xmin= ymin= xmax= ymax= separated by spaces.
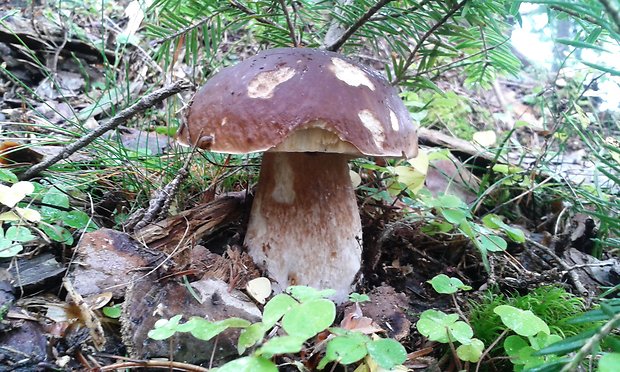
xmin=20 ymin=80 xmax=192 ymax=180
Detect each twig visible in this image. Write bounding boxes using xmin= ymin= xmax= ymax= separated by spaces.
xmin=560 ymin=310 xmax=620 ymax=372
xmin=525 ymin=236 xmax=589 ymax=296
xmin=324 ymin=0 xmax=396 ymax=52
xmin=475 ymin=329 xmax=509 ymax=372
xmin=392 ymin=0 xmax=469 ymax=85
xmin=20 ymin=80 xmax=192 ymax=180
xmin=125 ymin=147 xmax=198 ymax=232
xmin=99 ymin=360 xmax=208 ymax=371
xmin=278 ymin=0 xmax=299 ymax=47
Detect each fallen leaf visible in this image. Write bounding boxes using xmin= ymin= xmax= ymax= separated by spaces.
xmin=472 ymin=130 xmax=497 ymax=147
xmin=246 ymin=277 xmax=272 ymax=304
xmin=0 ymin=181 xmax=35 ymax=208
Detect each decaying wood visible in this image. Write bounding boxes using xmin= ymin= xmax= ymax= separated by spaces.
xmin=132 ymin=194 xmax=247 ymax=254
xmin=418 ymin=127 xmax=500 ymax=164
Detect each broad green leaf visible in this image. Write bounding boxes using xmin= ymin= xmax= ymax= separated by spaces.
xmin=148 ymin=315 xmax=182 ymax=340
xmin=599 ymin=353 xmax=620 ymax=372
xmin=40 ymin=224 xmax=73 ymax=245
xmin=416 ymin=310 xmax=472 ymax=344
xmin=367 ymin=338 xmax=407 ymax=369
xmin=64 ymin=210 xmax=93 ymax=229
xmin=287 ymin=286 xmax=336 ymax=302
xmin=186 ymin=317 xmax=249 ymax=341
xmin=428 ymin=274 xmax=472 ymax=294
xmin=441 ymin=208 xmax=469 ymax=224
xmin=0 ymin=238 xmax=22 ymax=258
xmin=5 ymin=226 xmax=35 ymax=242
xmin=504 ymin=335 xmax=529 ymax=357
xmin=494 ymin=305 xmax=550 ymax=336
xmin=263 ymin=293 xmax=298 ymax=328
xmin=482 ymin=214 xmax=525 ymax=243
xmin=41 ymin=188 xmax=70 ymax=220
xmin=0 ymin=169 xmax=18 ymax=183
xmin=282 ymin=298 xmax=335 ymax=339
xmin=318 ymin=333 xmax=369 ymax=369
xmin=456 ymin=338 xmax=484 ymax=362
xmin=238 ymin=322 xmax=267 ymax=355
xmin=103 ymin=304 xmax=122 ymax=318
xmin=478 ymin=234 xmax=507 ymax=252
xmin=216 ymin=356 xmax=277 ymax=372
xmin=256 ymin=335 xmax=305 ymax=358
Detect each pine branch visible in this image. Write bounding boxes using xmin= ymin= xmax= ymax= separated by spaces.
xmin=20 ymin=80 xmax=192 ymax=180
xmin=370 ymin=0 xmax=434 ymax=21
xmin=324 ymin=0 xmax=396 ymax=52
xmin=598 ymin=0 xmax=620 ymax=33
xmin=228 ymin=0 xmax=289 ymax=33
xmin=151 ymin=14 xmax=219 ymax=47
xmin=392 ymin=0 xmax=469 ymax=85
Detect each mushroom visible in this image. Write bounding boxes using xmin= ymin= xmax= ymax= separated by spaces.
xmin=178 ymin=48 xmax=417 ymax=302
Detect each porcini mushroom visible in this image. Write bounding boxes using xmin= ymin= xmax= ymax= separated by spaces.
xmin=178 ymin=48 xmax=417 ymax=302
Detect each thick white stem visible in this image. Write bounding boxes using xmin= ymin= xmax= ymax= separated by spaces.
xmin=244 ymin=152 xmax=362 ymax=303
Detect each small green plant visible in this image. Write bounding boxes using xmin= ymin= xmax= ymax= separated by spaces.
xmin=148 ymin=286 xmax=407 ymax=371
xmin=0 ymin=169 xmax=97 ymax=257
xmin=416 ymin=274 xmax=484 ymax=363
xmin=419 ymin=193 xmax=525 ymax=270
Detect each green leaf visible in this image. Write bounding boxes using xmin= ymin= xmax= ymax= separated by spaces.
xmin=41 ymin=189 xmax=70 ymax=220
xmin=441 ymin=208 xmax=469 ymax=224
xmin=416 ymin=310 xmax=473 ymax=344
xmin=238 ymin=322 xmax=268 ymax=355
xmin=555 ymin=38 xmax=608 ymax=52
xmin=504 ymin=335 xmax=529 ymax=358
xmin=0 ymin=169 xmax=18 ymax=183
xmin=456 ymin=338 xmax=484 ymax=362
xmin=263 ymin=293 xmax=298 ymax=328
xmin=103 ymin=304 xmax=122 ymax=319
xmin=186 ymin=317 xmax=249 ymax=341
xmin=5 ymin=226 xmax=35 ymax=242
xmin=367 ymin=338 xmax=407 ymax=369
xmin=581 ymin=61 xmax=620 ymax=76
xmin=478 ymin=234 xmax=507 ymax=252
xmin=287 ymin=286 xmax=336 ymax=302
xmin=64 ymin=210 xmax=95 ymax=230
xmin=318 ymin=333 xmax=368 ymax=369
xmin=494 ymin=305 xmax=550 ymax=337
xmin=216 ymin=356 xmax=277 ymax=372
xmin=428 ymin=274 xmax=472 ymax=294
xmin=599 ymin=353 xmax=620 ymax=372
xmin=256 ymin=335 xmax=305 ymax=358
xmin=282 ymin=298 xmax=335 ymax=339
xmin=40 ymin=224 xmax=73 ymax=245
xmin=148 ymin=315 xmax=183 ymax=340
xmin=349 ymin=293 xmax=370 ymax=303
xmin=481 ymin=214 xmax=525 ymax=243
xmin=0 ymin=238 xmax=22 ymax=257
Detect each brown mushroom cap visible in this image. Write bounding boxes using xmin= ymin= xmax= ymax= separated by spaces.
xmin=179 ymin=48 xmax=418 ymax=158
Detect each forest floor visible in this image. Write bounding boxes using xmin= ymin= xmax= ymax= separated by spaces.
xmin=0 ymin=2 xmax=619 ymax=372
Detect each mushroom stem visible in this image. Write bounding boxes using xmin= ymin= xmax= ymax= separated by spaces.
xmin=245 ymin=152 xmax=362 ymax=303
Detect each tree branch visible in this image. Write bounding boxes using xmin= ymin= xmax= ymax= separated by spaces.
xmin=598 ymin=0 xmax=620 ymax=34
xmin=20 ymin=80 xmax=192 ymax=180
xmin=392 ymin=0 xmax=469 ymax=85
xmin=324 ymin=0 xmax=396 ymax=52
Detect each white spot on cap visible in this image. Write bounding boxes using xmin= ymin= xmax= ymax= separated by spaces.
xmin=358 ymin=110 xmax=385 ymax=148
xmin=248 ymin=67 xmax=296 ymax=99
xmin=329 ymin=58 xmax=375 ymax=91
xmin=221 ymin=117 xmax=228 ymax=126
xmin=389 ymin=110 xmax=399 ymax=131
xmin=271 ymin=155 xmax=296 ymax=204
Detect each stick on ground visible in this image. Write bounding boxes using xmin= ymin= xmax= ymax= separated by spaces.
xmin=20 ymin=79 xmax=192 ymax=180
